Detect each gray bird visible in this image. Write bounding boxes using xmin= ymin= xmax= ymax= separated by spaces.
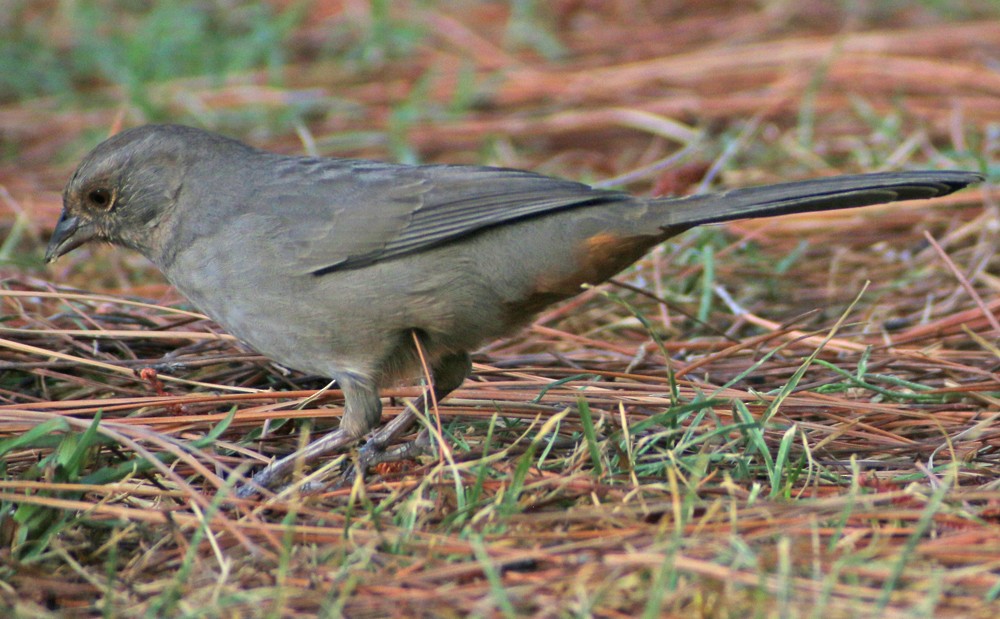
xmin=45 ymin=124 xmax=983 ymax=494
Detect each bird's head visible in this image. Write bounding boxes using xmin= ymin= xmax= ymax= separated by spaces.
xmin=46 ymin=124 xmax=251 ymax=263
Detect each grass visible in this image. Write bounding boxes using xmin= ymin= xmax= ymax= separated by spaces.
xmin=1 ymin=1 xmax=300 ymax=108
xmin=1 ymin=1 xmax=999 ymax=617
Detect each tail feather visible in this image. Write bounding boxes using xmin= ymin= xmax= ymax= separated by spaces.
xmin=658 ymin=171 xmax=984 ymax=228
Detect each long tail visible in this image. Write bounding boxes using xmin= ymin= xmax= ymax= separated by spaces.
xmin=658 ymin=170 xmax=983 ymax=228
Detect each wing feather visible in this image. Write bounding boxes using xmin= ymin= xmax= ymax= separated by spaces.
xmin=252 ymin=156 xmax=631 ymax=275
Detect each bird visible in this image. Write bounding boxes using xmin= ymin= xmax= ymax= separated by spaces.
xmin=45 ymin=124 xmax=983 ymax=495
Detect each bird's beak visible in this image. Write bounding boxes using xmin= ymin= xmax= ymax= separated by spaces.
xmin=45 ymin=212 xmax=96 ymax=263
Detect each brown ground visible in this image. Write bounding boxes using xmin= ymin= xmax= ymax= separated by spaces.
xmin=1 ymin=1 xmax=998 ymax=616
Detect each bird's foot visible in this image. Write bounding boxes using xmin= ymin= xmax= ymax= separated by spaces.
xmin=233 ymin=427 xmax=357 ymax=498
xmin=340 ymin=428 xmax=432 ymax=485
xmin=235 ymin=404 xmax=424 ymax=498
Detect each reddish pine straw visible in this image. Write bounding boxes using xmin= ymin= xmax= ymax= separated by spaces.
xmin=1 ymin=2 xmax=998 ymax=616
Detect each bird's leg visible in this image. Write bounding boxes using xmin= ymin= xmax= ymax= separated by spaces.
xmin=354 ymin=352 xmax=471 ymax=472
xmin=234 ymin=376 xmax=381 ymax=497
xmin=235 ymin=353 xmax=471 ymax=496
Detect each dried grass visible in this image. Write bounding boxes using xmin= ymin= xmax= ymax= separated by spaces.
xmin=1 ymin=1 xmax=998 ymax=616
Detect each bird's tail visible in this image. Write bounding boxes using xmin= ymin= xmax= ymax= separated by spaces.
xmin=655 ymin=170 xmax=983 ymax=228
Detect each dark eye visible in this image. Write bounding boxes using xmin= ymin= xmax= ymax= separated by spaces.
xmin=87 ymin=188 xmax=112 ymax=209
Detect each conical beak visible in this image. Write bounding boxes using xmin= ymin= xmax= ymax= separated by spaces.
xmin=45 ymin=212 xmax=96 ymax=263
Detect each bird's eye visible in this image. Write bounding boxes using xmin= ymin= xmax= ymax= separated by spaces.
xmin=87 ymin=188 xmax=112 ymax=209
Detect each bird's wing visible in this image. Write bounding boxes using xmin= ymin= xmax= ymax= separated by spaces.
xmin=255 ymin=157 xmax=632 ymax=275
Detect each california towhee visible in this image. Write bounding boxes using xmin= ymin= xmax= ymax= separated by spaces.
xmin=45 ymin=124 xmax=983 ymax=494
